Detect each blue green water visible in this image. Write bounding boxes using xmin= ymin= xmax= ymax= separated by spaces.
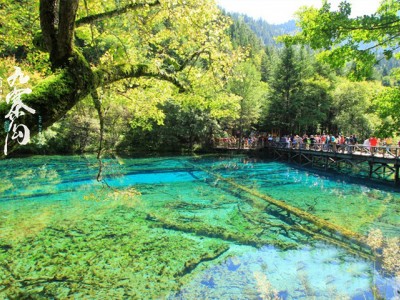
xmin=0 ymin=155 xmax=399 ymax=299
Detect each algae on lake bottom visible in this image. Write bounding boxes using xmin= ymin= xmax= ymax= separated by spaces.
xmin=0 ymin=155 xmax=399 ymax=298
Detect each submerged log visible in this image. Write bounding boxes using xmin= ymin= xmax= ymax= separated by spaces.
xmin=187 ymin=162 xmax=374 ymax=258
xmin=175 ymin=244 xmax=229 ymax=277
xmin=147 ymin=213 xmax=297 ymax=250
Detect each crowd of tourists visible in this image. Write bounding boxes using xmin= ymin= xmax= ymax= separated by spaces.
xmin=214 ymin=132 xmax=400 ymax=154
xmin=269 ymin=134 xmax=400 ymax=153
xmin=213 ymin=132 xmax=263 ymax=149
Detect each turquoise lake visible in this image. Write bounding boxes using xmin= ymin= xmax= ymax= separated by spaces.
xmin=0 ymin=155 xmax=399 ymax=299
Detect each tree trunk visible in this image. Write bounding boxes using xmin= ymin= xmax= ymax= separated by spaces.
xmin=0 ymin=52 xmax=95 ymax=157
xmin=0 ymin=0 xmax=185 ymax=157
xmin=40 ymin=0 xmax=79 ymax=67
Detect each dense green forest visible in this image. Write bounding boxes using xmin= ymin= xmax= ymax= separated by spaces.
xmin=0 ymin=0 xmax=399 ymax=156
xmin=228 ymin=13 xmax=297 ymax=47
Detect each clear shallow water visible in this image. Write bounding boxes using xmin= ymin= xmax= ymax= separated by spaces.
xmin=0 ymin=155 xmax=399 ymax=299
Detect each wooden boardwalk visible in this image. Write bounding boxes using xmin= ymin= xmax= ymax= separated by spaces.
xmin=264 ymin=143 xmax=400 ymax=186
xmin=214 ymin=141 xmax=400 ymax=186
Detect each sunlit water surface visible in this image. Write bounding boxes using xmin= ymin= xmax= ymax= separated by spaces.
xmin=0 ymin=155 xmax=399 ymax=299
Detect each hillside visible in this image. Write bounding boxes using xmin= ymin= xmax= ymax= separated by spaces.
xmin=228 ymin=13 xmax=297 ymax=46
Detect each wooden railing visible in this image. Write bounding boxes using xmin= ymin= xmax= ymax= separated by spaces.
xmin=265 ymin=142 xmax=400 ymax=160
xmin=213 ymin=138 xmax=264 ymax=149
xmin=213 ymin=138 xmax=400 ymax=159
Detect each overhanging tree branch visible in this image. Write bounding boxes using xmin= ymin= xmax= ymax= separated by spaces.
xmin=93 ymin=49 xmax=212 ymax=92
xmin=94 ymin=63 xmax=188 ymax=92
xmin=360 ymin=33 xmax=400 ymax=52
xmin=75 ymin=0 xmax=160 ymax=27
xmin=338 ymin=19 xmax=400 ymax=32
xmin=0 ymin=55 xmax=190 ymax=157
xmin=1 ymin=0 xmax=224 ymax=157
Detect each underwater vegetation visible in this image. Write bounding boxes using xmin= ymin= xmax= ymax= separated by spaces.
xmin=0 ymin=155 xmax=399 ymax=298
xmin=0 ymin=198 xmax=232 ymax=298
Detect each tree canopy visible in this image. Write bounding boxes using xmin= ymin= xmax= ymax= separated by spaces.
xmin=279 ymin=0 xmax=400 ymax=136
xmin=0 ymin=0 xmax=240 ymax=156
xmin=282 ymin=0 xmax=400 ymax=80
xmin=1 ymin=0 xmax=399 ymax=155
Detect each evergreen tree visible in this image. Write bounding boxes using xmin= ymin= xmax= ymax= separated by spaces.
xmin=267 ymin=45 xmax=302 ymax=134
xmin=260 ymin=47 xmax=276 ymax=83
xmin=229 ymin=13 xmax=297 ymax=47
xmin=265 ymin=45 xmax=334 ymax=135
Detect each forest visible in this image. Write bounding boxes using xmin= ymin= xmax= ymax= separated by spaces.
xmin=1 ymin=0 xmax=399 ymax=156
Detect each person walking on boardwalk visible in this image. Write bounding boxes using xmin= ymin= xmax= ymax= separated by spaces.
xmin=330 ymin=135 xmax=337 ymax=152
xmin=385 ymin=136 xmax=393 ymax=156
xmin=363 ymin=138 xmax=370 ymax=151
xmin=369 ymin=136 xmax=378 ymax=154
xmin=310 ymin=135 xmax=316 ymax=150
xmin=324 ymin=134 xmax=330 ymax=151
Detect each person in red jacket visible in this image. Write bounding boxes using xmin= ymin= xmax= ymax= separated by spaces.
xmin=369 ymin=136 xmax=378 ymax=154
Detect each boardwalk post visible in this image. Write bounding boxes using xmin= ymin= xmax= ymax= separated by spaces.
xmin=395 ymin=164 xmax=399 ymax=185
xmin=369 ymin=161 xmax=373 ymax=178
